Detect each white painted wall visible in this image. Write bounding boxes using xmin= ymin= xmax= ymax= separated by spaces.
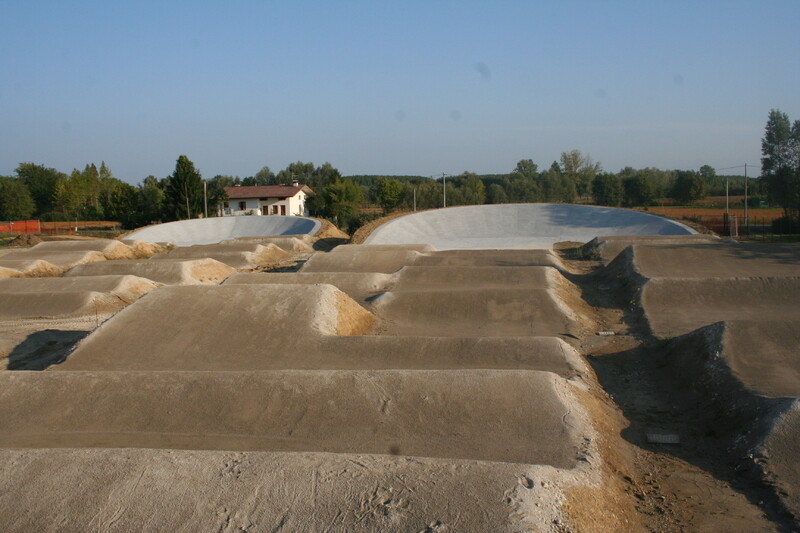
xmin=222 ymin=191 xmax=309 ymax=217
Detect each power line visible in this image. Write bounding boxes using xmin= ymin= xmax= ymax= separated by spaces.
xmin=713 ymin=164 xmax=758 ymax=172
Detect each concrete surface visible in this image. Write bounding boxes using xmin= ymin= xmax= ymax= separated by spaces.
xmin=125 ymin=216 xmax=321 ymax=246
xmin=364 ymin=203 xmax=695 ymax=249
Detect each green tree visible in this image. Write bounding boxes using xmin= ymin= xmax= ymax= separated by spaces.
xmin=378 ymin=178 xmax=405 ymax=213
xmin=699 ymin=164 xmax=716 ymax=180
xmin=0 ymin=177 xmax=36 ymax=220
xmin=622 ymin=175 xmax=657 ymax=207
xmin=512 ymin=159 xmax=539 ymax=179
xmin=591 ymin=173 xmax=623 ymax=206
xmin=321 ymin=179 xmax=363 ymax=222
xmin=15 ymin=163 xmax=66 ymax=217
xmin=541 ymin=161 xmax=576 ymax=203
xmin=101 ymin=180 xmax=139 ymax=228
xmin=506 ymin=175 xmax=541 ymax=202
xmin=308 ymin=162 xmax=343 ymax=214
xmin=206 ymin=175 xmax=234 ymax=216
xmin=670 ymin=171 xmax=708 ymax=204
xmin=165 ymin=155 xmax=204 ymax=220
xmin=312 ymin=162 xmax=343 ymax=187
xmin=487 ymin=183 xmax=509 ymax=204
xmin=761 ymin=109 xmax=800 ymax=219
xmin=254 ymin=166 xmax=275 ymax=185
xmin=276 ymin=161 xmax=315 ymax=185
xmin=415 ymin=179 xmax=443 ymax=209
xmin=561 ymin=150 xmax=601 ymax=198
xmin=460 ymin=174 xmax=486 ymax=205
xmin=137 ymin=176 xmax=166 ymax=225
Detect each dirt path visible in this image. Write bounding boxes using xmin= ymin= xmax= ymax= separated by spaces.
xmin=557 ymin=247 xmax=790 ymax=532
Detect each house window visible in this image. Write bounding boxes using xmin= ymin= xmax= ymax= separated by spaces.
xmin=280 ymin=205 xmax=286 ymax=215
xmin=238 ymin=201 xmax=246 ymax=211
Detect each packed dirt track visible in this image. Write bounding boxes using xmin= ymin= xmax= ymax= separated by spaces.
xmin=0 ymin=214 xmax=798 ymax=532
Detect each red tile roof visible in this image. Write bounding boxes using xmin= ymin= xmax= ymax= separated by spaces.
xmin=224 ymin=185 xmax=314 ymax=199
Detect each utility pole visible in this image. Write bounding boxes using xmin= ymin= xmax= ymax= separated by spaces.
xmin=725 ymin=176 xmax=729 ymax=214
xmin=744 ymin=163 xmax=748 ymax=232
xmin=203 ymin=180 xmax=208 ymax=218
xmin=184 ymin=182 xmax=190 ymax=220
xmin=442 ymin=173 xmax=447 ymax=208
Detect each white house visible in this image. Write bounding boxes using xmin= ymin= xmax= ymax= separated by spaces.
xmin=221 ymin=183 xmax=315 ymax=217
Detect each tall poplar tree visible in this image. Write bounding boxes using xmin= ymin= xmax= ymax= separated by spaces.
xmin=166 ymin=155 xmax=204 ymax=220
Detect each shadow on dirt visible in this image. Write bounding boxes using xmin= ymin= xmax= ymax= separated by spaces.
xmin=7 ymin=330 xmax=89 ymax=371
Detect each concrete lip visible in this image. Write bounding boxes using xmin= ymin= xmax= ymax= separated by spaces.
xmin=364 ymin=203 xmax=695 ymax=250
xmin=125 ymin=216 xmax=321 ymax=247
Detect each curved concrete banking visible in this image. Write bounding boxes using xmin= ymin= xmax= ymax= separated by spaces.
xmin=364 ymin=203 xmax=695 ymax=249
xmin=125 ymin=216 xmax=321 ymax=246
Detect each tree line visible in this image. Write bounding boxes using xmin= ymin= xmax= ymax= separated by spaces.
xmin=0 ymin=157 xmax=357 ymax=229
xmin=362 ymin=154 xmax=760 ymax=216
xmin=4 ymin=119 xmax=787 ymax=233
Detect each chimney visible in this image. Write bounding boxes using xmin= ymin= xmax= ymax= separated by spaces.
xmin=291 ymin=179 xmax=299 ymax=187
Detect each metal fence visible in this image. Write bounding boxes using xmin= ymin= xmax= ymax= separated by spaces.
xmin=691 ymin=215 xmax=795 ymax=242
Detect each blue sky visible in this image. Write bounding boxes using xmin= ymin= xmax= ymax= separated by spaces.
xmin=1 ymin=1 xmax=798 ymax=184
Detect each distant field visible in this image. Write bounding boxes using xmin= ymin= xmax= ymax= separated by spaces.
xmin=637 ymin=206 xmax=784 ymax=222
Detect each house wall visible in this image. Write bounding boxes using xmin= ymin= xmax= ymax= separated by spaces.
xmin=222 ymin=191 xmax=309 ymax=217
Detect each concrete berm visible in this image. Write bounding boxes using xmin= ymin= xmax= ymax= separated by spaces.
xmin=364 ymin=203 xmax=695 ymax=249
xmin=125 ymin=216 xmax=321 ymax=246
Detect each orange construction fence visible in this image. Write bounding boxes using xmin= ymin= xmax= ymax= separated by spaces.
xmin=0 ymin=220 xmax=120 ymax=235
xmin=0 ymin=220 xmax=41 ymax=234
